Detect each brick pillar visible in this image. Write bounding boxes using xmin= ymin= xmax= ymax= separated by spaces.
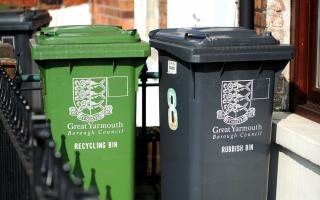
xmin=92 ymin=0 xmax=134 ymax=29
xmin=266 ymin=0 xmax=290 ymax=44
xmin=0 ymin=0 xmax=38 ymax=7
xmin=254 ymin=0 xmax=290 ymax=43
xmin=254 ymin=0 xmax=267 ymax=34
xmin=159 ymin=0 xmax=167 ymax=28
xmin=0 ymin=0 xmax=88 ymax=9
xmin=254 ymin=0 xmax=291 ymax=111
xmin=64 ymin=0 xmax=87 ymax=6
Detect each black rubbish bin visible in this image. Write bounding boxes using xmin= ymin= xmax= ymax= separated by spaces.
xmin=0 ymin=10 xmax=51 ymax=113
xmin=149 ymin=27 xmax=293 ymax=200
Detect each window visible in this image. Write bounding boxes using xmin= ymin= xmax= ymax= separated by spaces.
xmin=291 ymin=0 xmax=320 ymax=123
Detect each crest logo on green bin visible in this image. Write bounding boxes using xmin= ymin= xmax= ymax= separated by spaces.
xmin=69 ymin=77 xmax=112 ymax=123
xmin=217 ymin=80 xmax=256 ymax=126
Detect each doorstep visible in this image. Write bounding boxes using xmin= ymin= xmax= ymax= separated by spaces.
xmin=272 ymin=112 xmax=320 ymax=167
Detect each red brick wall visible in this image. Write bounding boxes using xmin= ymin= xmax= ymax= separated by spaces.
xmin=254 ymin=0 xmax=291 ymax=111
xmin=159 ymin=0 xmax=167 ymax=28
xmin=0 ymin=0 xmax=37 ymax=7
xmin=64 ymin=0 xmax=87 ymax=7
xmin=92 ymin=0 xmax=134 ymax=29
xmin=0 ymin=0 xmax=87 ymax=8
xmin=254 ymin=0 xmax=290 ymax=43
xmin=266 ymin=0 xmax=289 ymax=43
xmin=254 ymin=0 xmax=267 ymax=34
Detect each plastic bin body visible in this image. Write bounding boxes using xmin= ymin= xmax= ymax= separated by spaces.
xmin=149 ymin=27 xmax=293 ymax=200
xmin=0 ymin=10 xmax=51 ymax=112
xmin=32 ymin=25 xmax=150 ymax=200
xmin=0 ymin=10 xmax=51 ymax=73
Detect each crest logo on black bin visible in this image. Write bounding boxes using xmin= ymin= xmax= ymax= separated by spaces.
xmin=217 ymin=80 xmax=256 ymax=126
xmin=69 ymin=77 xmax=112 ymax=123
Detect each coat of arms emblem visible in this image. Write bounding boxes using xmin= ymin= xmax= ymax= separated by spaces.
xmin=217 ymin=80 xmax=256 ymax=126
xmin=69 ymin=77 xmax=112 ymax=123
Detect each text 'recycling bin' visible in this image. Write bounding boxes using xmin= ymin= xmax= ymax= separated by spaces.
xmin=149 ymin=27 xmax=293 ymax=200
xmin=31 ymin=25 xmax=150 ymax=200
xmin=0 ymin=10 xmax=51 ymax=113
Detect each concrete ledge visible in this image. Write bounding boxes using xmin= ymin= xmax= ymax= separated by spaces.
xmin=272 ymin=112 xmax=320 ymax=167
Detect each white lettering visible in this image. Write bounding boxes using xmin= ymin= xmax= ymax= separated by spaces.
xmin=212 ymin=126 xmax=231 ymax=134
xmin=67 ymin=121 xmax=124 ymax=130
xmin=245 ymin=144 xmax=254 ymax=151
xmin=221 ymin=145 xmax=244 ymax=153
xmin=67 ymin=123 xmax=87 ymax=130
xmin=73 ymin=142 xmax=107 ymax=150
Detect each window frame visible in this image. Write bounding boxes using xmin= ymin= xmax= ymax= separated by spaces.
xmin=290 ymin=0 xmax=320 ymax=123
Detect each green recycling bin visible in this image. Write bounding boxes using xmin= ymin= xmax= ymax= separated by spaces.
xmin=31 ymin=25 xmax=150 ymax=199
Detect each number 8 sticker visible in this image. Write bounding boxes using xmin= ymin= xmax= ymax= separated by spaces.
xmin=167 ymin=88 xmax=178 ymax=130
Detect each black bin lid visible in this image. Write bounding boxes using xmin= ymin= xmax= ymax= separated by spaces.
xmin=149 ymin=27 xmax=294 ymax=63
xmin=0 ymin=10 xmax=52 ymax=31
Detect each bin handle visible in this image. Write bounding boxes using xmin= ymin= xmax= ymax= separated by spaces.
xmin=40 ymin=25 xmax=123 ymax=36
xmin=126 ymin=29 xmax=137 ymax=36
xmin=184 ymin=32 xmax=207 ymax=39
xmin=150 ymin=29 xmax=207 ymax=41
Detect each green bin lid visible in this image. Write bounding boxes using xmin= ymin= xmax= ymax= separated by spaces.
xmin=32 ymin=25 xmax=150 ymax=60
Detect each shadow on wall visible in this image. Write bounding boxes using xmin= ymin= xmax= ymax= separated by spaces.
xmin=273 ymin=74 xmax=290 ymax=112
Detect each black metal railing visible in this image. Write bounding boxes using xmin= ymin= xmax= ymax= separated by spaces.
xmin=32 ymin=122 xmax=99 ymax=200
xmin=0 ymin=66 xmax=99 ymax=200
